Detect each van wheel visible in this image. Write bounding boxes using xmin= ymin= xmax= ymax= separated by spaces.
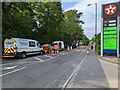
xmin=40 ymin=51 xmax=43 ymax=55
xmin=21 ymin=53 xmax=26 ymax=59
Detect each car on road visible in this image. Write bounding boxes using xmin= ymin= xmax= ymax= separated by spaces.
xmin=72 ymin=42 xmax=78 ymax=48
xmin=3 ymin=38 xmax=44 ymax=58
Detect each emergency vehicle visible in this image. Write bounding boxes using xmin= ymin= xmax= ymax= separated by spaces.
xmin=3 ymin=38 xmax=44 ymax=58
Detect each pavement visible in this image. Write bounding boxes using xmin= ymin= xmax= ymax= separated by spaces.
xmin=99 ymin=58 xmax=118 ymax=88
xmin=67 ymin=52 xmax=110 ymax=88
xmin=1 ymin=49 xmax=118 ymax=89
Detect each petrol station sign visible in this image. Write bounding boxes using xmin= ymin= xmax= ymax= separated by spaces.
xmin=101 ymin=2 xmax=120 ymax=57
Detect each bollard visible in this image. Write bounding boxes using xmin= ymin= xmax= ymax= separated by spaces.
xmin=70 ymin=46 xmax=72 ymax=50
xmin=67 ymin=46 xmax=69 ymax=51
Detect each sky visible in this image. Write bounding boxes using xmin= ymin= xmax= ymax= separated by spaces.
xmin=61 ymin=0 xmax=118 ymax=40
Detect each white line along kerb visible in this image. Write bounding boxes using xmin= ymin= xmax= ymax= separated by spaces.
xmin=62 ymin=55 xmax=87 ymax=89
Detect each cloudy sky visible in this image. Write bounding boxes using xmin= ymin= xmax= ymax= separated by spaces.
xmin=61 ymin=0 xmax=118 ymax=40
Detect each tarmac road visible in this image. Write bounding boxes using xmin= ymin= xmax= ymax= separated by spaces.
xmin=1 ymin=50 xmax=109 ymax=88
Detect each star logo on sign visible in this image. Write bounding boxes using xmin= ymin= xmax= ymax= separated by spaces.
xmin=105 ymin=4 xmax=117 ymax=15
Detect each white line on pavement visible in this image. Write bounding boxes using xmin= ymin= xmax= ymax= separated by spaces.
xmin=34 ymin=57 xmax=44 ymax=62
xmin=2 ymin=65 xmax=18 ymax=70
xmin=62 ymin=55 xmax=87 ymax=89
xmin=0 ymin=67 xmax=26 ymax=77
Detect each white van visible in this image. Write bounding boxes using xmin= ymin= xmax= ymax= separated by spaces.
xmin=52 ymin=41 xmax=64 ymax=50
xmin=3 ymin=38 xmax=44 ymax=58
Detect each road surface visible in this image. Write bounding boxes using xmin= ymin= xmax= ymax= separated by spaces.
xmin=1 ymin=50 xmax=109 ymax=88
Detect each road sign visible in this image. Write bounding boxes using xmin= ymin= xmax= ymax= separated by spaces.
xmin=101 ymin=2 xmax=120 ymax=57
xmin=54 ymin=45 xmax=59 ymax=50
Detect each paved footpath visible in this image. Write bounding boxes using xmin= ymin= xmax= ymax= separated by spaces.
xmin=99 ymin=57 xmax=118 ymax=88
xmin=67 ymin=52 xmax=110 ymax=88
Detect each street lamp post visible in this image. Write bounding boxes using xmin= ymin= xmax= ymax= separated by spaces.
xmin=87 ymin=3 xmax=97 ymax=51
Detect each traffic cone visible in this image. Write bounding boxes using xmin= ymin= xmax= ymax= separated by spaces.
xmin=49 ymin=50 xmax=51 ymax=54
xmin=87 ymin=49 xmax=89 ymax=55
xmin=56 ymin=50 xmax=59 ymax=54
xmin=55 ymin=50 xmax=57 ymax=54
xmin=51 ymin=50 xmax=54 ymax=54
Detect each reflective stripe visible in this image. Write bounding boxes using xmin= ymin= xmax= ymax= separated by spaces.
xmin=4 ymin=48 xmax=15 ymax=53
xmin=4 ymin=39 xmax=16 ymax=53
xmin=2 ymin=56 xmax=14 ymax=57
xmin=5 ymin=39 xmax=16 ymax=41
xmin=18 ymin=48 xmax=42 ymax=49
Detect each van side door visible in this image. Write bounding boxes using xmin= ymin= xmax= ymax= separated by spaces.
xmin=29 ymin=41 xmax=36 ymax=52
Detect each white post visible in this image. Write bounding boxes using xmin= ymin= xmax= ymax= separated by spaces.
xmin=117 ymin=16 xmax=119 ymax=57
xmin=101 ymin=18 xmax=103 ymax=57
xmin=70 ymin=46 xmax=72 ymax=50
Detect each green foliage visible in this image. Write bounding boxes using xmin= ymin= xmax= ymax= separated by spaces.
xmin=82 ymin=34 xmax=89 ymax=45
xmin=90 ymin=33 xmax=101 ymax=55
xmin=2 ymin=2 xmax=37 ymax=39
xmin=60 ymin=9 xmax=85 ymax=45
xmin=2 ymin=2 xmax=88 ymax=46
xmin=96 ymin=33 xmax=101 ymax=55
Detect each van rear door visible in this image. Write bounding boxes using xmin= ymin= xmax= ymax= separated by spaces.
xmin=4 ymin=39 xmax=16 ymax=53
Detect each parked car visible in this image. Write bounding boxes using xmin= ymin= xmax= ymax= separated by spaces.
xmin=3 ymin=38 xmax=44 ymax=58
xmin=72 ymin=42 xmax=78 ymax=48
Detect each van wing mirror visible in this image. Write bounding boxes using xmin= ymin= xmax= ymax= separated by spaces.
xmin=39 ymin=45 xmax=42 ymax=48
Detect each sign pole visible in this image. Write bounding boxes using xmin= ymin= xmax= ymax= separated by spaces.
xmin=101 ymin=18 xmax=103 ymax=57
xmin=117 ymin=16 xmax=119 ymax=57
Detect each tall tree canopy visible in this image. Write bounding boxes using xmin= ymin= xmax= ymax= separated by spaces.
xmin=60 ymin=9 xmax=84 ymax=44
xmin=2 ymin=2 xmax=88 ymax=45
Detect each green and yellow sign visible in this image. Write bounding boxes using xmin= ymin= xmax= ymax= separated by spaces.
xmin=104 ymin=27 xmax=117 ymax=34
xmin=103 ymin=35 xmax=117 ymax=50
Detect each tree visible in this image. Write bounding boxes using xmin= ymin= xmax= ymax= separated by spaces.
xmin=82 ymin=34 xmax=89 ymax=45
xmin=2 ymin=2 xmax=89 ymax=47
xmin=34 ymin=2 xmax=64 ymax=44
xmin=2 ymin=2 xmax=37 ymax=39
xmin=60 ymin=9 xmax=84 ymax=45
xmin=89 ymin=33 xmax=101 ymax=55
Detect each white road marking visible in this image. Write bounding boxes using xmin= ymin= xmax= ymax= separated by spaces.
xmin=44 ymin=55 xmax=53 ymax=58
xmin=62 ymin=55 xmax=87 ymax=88
xmin=0 ymin=58 xmax=34 ymax=66
xmin=34 ymin=57 xmax=44 ymax=62
xmin=2 ymin=65 xmax=18 ymax=70
xmin=0 ymin=67 xmax=26 ymax=77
